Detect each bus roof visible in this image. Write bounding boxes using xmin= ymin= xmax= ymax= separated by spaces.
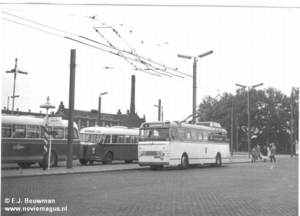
xmin=2 ymin=115 xmax=78 ymax=129
xmin=79 ymin=126 xmax=139 ymax=136
xmin=140 ymin=121 xmax=226 ymax=133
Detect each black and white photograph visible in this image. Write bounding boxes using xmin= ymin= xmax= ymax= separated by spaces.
xmin=1 ymin=0 xmax=299 ymax=215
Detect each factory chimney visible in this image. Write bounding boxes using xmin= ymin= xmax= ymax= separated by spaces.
xmin=130 ymin=75 xmax=135 ymax=114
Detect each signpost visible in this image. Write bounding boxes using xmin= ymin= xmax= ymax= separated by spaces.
xmin=46 ymin=117 xmax=61 ymax=169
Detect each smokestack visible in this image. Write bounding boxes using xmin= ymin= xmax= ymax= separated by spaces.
xmin=130 ymin=75 xmax=135 ymax=114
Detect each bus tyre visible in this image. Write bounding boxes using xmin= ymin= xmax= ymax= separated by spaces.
xmin=79 ymin=159 xmax=88 ymax=165
xmin=17 ymin=162 xmax=32 ymax=169
xmin=49 ymin=151 xmax=57 ymax=167
xmin=180 ymin=153 xmax=189 ymax=169
xmin=104 ymin=152 xmax=113 ymax=165
xmin=124 ymin=160 xmax=133 ymax=164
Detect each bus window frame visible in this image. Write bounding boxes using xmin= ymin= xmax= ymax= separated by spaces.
xmin=12 ymin=124 xmax=26 ymax=138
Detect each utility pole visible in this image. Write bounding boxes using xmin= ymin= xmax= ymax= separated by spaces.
xmin=236 ymin=114 xmax=240 ymax=152
xmin=67 ymin=49 xmax=76 ymax=169
xmin=178 ymin=51 xmax=213 ymax=124
xmin=236 ymin=83 xmax=263 ymax=154
xmin=291 ymin=88 xmax=294 ymax=157
xmin=231 ymin=102 xmax=234 ymax=156
xmin=6 ymin=58 xmax=28 ymax=114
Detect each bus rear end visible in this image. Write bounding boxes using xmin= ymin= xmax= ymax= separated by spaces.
xmin=138 ymin=121 xmax=172 ymax=169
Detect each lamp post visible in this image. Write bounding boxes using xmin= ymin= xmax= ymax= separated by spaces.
xmin=236 ymin=114 xmax=240 ymax=152
xmin=154 ymin=103 xmax=164 ymax=121
xmin=98 ymin=92 xmax=108 ymax=126
xmin=236 ymin=83 xmax=263 ymax=154
xmin=178 ymin=50 xmax=213 ymax=124
xmin=40 ymin=96 xmax=55 ymax=170
xmin=6 ymin=58 xmax=28 ymax=115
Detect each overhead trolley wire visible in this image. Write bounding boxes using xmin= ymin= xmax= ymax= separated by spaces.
xmin=3 ymin=11 xmax=191 ymax=79
xmin=2 ymin=3 xmax=299 ymax=9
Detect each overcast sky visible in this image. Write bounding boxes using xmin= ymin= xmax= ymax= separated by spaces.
xmin=1 ymin=0 xmax=300 ymax=122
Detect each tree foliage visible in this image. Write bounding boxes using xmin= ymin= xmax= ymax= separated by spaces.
xmin=197 ymin=87 xmax=299 ymax=154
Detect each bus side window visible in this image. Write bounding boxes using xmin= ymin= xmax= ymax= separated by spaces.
xmin=131 ymin=136 xmax=137 ymax=143
xmin=197 ymin=131 xmax=203 ymax=142
xmin=118 ymin=135 xmax=124 ymax=143
xmin=203 ymin=132 xmax=208 ymax=141
xmin=2 ymin=123 xmax=12 ymax=138
xmin=105 ymin=135 xmax=111 ymax=144
xmin=124 ymin=136 xmax=130 ymax=143
xmin=178 ymin=130 xmax=185 ymax=141
xmin=191 ymin=131 xmax=197 ymax=141
xmin=12 ymin=125 xmax=26 ymax=138
xmin=26 ymin=125 xmax=40 ymax=138
xmin=52 ymin=127 xmax=64 ymax=139
xmin=112 ymin=135 xmax=118 ymax=143
xmin=185 ymin=130 xmax=191 ymax=141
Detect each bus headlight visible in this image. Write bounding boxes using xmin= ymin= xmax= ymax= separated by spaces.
xmin=92 ymin=147 xmax=96 ymax=154
xmin=161 ymin=152 xmax=165 ymax=156
xmin=139 ymin=152 xmax=143 ymax=156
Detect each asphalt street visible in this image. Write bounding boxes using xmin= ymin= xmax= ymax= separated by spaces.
xmin=1 ymin=156 xmax=298 ymax=216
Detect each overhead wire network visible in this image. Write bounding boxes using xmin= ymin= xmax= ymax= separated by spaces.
xmin=2 ymin=10 xmax=192 ymax=80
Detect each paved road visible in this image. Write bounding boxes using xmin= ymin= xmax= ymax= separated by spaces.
xmin=1 ymin=157 xmax=298 ymax=216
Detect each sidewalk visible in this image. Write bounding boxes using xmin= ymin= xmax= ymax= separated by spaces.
xmin=2 ymin=154 xmax=287 ymax=179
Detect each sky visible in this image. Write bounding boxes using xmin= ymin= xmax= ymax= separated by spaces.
xmin=1 ymin=0 xmax=300 ymax=122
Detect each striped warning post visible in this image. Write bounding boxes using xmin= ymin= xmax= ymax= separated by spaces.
xmin=42 ymin=126 xmax=49 ymax=170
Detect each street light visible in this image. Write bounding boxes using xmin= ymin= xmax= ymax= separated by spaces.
xmin=6 ymin=58 xmax=28 ymax=115
xmin=236 ymin=83 xmax=263 ymax=154
xmin=98 ymin=92 xmax=108 ymax=126
xmin=178 ymin=50 xmax=213 ymax=124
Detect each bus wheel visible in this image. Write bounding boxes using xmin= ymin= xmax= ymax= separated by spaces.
xmin=180 ymin=153 xmax=189 ymax=169
xmin=79 ymin=159 xmax=88 ymax=165
xmin=124 ymin=160 xmax=133 ymax=164
xmin=17 ymin=162 xmax=32 ymax=169
xmin=49 ymin=151 xmax=57 ymax=167
xmin=89 ymin=161 xmax=94 ymax=165
xmin=104 ymin=152 xmax=113 ymax=165
xmin=216 ymin=154 xmax=222 ymax=167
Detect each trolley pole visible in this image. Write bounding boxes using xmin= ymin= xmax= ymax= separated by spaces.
xmin=231 ymin=102 xmax=234 ymax=156
xmin=67 ymin=49 xmax=76 ymax=169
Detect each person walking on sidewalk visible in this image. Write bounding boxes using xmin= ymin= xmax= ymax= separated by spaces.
xmin=251 ymin=147 xmax=257 ymax=162
xmin=262 ymin=146 xmax=268 ymax=162
xmin=256 ymin=144 xmax=262 ymax=160
xmin=270 ymin=143 xmax=276 ymax=163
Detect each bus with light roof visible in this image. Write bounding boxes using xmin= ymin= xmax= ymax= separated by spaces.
xmin=138 ymin=120 xmax=230 ymax=170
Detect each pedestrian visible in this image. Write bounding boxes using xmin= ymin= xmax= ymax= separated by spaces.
xmin=262 ymin=146 xmax=268 ymax=162
xmin=251 ymin=147 xmax=256 ymax=162
xmin=267 ymin=144 xmax=271 ymax=159
xmin=256 ymin=144 xmax=262 ymax=160
xmin=270 ymin=143 xmax=276 ymax=162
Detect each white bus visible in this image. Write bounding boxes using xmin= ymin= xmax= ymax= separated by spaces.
xmin=138 ymin=121 xmax=230 ymax=170
xmin=1 ymin=115 xmax=80 ymax=168
xmin=79 ymin=126 xmax=139 ymax=165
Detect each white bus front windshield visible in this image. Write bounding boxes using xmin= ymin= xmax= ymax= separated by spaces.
xmin=80 ymin=133 xmax=104 ymax=144
xmin=139 ymin=128 xmax=169 ymax=141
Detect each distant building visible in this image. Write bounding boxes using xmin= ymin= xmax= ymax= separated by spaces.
xmin=2 ymin=75 xmax=146 ymax=129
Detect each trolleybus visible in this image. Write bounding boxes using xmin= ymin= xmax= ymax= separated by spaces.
xmin=79 ymin=126 xmax=139 ymax=165
xmin=1 ymin=115 xmax=80 ymax=168
xmin=138 ymin=120 xmax=230 ymax=170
